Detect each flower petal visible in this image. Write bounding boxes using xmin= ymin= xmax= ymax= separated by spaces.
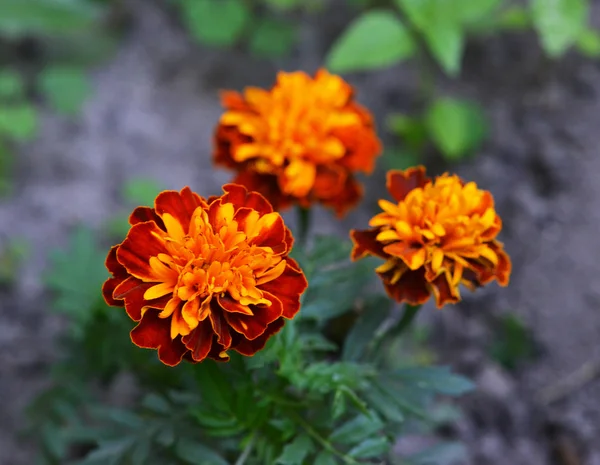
xmin=281 ymin=159 xmax=316 ymax=198
xmin=430 ymin=272 xmax=461 ymax=308
xmin=218 ymin=294 xmax=254 ymax=315
xmin=129 ymin=206 xmax=164 ymax=228
xmin=258 ymin=261 xmax=307 ymax=319
xmin=182 ymin=320 xmax=215 ymax=362
xmin=384 ymin=241 xmax=427 ymax=270
xmin=350 ymin=229 xmax=387 ymax=260
xmin=386 ymin=166 xmax=428 ymax=202
xmin=382 ymin=268 xmax=431 ymax=306
xmin=208 ymin=307 xmax=232 ymax=348
xmin=224 ymin=294 xmax=283 ymax=340
xmin=113 ymin=277 xmax=155 ymax=320
xmin=154 ymin=187 xmax=204 ymax=231
xmin=130 ymin=310 xmax=187 ymax=367
xmin=117 ymin=222 xmax=167 ymax=281
xmin=222 ymin=183 xmax=274 ymax=216
xmin=233 ymin=318 xmax=285 ymax=356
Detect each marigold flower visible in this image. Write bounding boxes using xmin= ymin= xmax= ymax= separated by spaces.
xmin=351 ymin=167 xmax=511 ymax=308
xmin=102 ymin=184 xmax=308 ymax=366
xmin=214 ymin=69 xmax=382 ymax=216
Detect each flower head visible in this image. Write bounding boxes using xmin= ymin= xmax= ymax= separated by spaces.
xmin=214 ymin=69 xmax=382 ymax=216
xmin=351 ymin=167 xmax=511 ymax=308
xmin=102 ymin=184 xmax=308 ymax=366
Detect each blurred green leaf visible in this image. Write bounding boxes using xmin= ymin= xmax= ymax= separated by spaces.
xmin=577 ymin=27 xmax=600 ymax=57
xmin=364 ymin=383 xmax=406 ymax=423
xmin=77 ymin=438 xmax=135 ymax=464
xmin=314 ymin=450 xmax=338 ymax=465
xmin=329 ymin=412 xmax=383 ymax=445
xmin=180 ymin=0 xmax=250 ymax=47
xmin=0 ymin=0 xmax=101 ymax=37
xmin=531 ymin=0 xmax=587 ymax=58
xmin=45 ymin=226 xmax=107 ymax=329
xmin=489 ymin=314 xmax=536 ymax=370
xmin=394 ymin=0 xmax=464 ymax=76
xmin=425 ymin=97 xmax=488 ymax=160
xmin=326 ymin=10 xmax=415 ymax=73
xmin=386 ymin=113 xmax=428 ymax=152
xmin=497 ymin=6 xmax=530 ymax=30
xmin=347 ymin=436 xmax=390 ymax=459
xmin=390 ymin=366 xmax=475 ymax=396
xmin=38 ymin=66 xmax=91 ymax=114
xmin=249 ymin=18 xmax=296 ymax=58
xmin=405 ymin=441 xmax=467 ymax=465
xmin=0 ymin=142 xmax=14 ymax=197
xmin=0 ymin=70 xmax=24 ymax=98
xmin=0 ymin=104 xmax=38 ymax=140
xmin=262 ymin=0 xmax=302 ymax=10
xmin=175 ymin=439 xmax=229 ymax=465
xmin=276 ymin=434 xmax=314 ymax=464
xmin=453 ymin=0 xmax=501 ymax=25
xmin=382 ymin=148 xmax=421 ymax=171
xmin=342 ymin=296 xmax=391 ymax=362
xmin=123 ymin=178 xmax=164 ymax=206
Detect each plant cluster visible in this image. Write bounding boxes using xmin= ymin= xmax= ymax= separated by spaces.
xmin=29 ymin=68 xmax=512 ymax=464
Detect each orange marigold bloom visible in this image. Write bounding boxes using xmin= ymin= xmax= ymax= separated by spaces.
xmin=351 ymin=167 xmax=511 ymax=308
xmin=102 ymin=184 xmax=308 ymax=366
xmin=213 ymin=69 xmax=382 ymax=216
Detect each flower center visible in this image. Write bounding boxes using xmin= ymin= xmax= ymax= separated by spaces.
xmin=143 ymin=204 xmax=286 ymax=338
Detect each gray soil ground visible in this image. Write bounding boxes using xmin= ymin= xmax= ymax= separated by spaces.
xmin=2 ymin=1 xmax=600 ymax=464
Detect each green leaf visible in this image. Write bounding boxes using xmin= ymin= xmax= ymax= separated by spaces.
xmin=382 ymin=149 xmax=421 ymax=171
xmin=342 ymin=296 xmax=391 ymax=361
xmin=249 ymin=18 xmax=296 ymax=58
xmin=497 ymin=6 xmax=530 ymax=30
xmin=123 ymin=178 xmax=164 ymax=206
xmin=386 ymin=113 xmax=428 ymax=152
xmin=326 ymin=10 xmax=415 ymax=73
xmin=276 ymin=434 xmax=314 ymax=464
xmin=405 ymin=441 xmax=467 ymax=465
xmin=394 ymin=0 xmax=464 ymax=75
xmin=0 ymin=104 xmax=38 ymax=140
xmin=45 ymin=226 xmax=108 ymax=328
xmin=577 ymin=27 xmax=600 ymax=57
xmin=0 ymin=0 xmax=102 ymax=37
xmin=38 ymin=66 xmax=91 ymax=114
xmin=390 ymin=366 xmax=475 ymax=396
xmin=77 ymin=438 xmax=134 ymax=464
xmin=315 ymin=450 xmax=338 ymax=465
xmin=364 ymin=384 xmax=405 ymax=423
xmin=193 ymin=361 xmax=235 ymax=412
xmin=425 ymin=98 xmax=487 ymax=160
xmin=531 ymin=0 xmax=587 ymax=58
xmin=453 ymin=0 xmax=501 ymax=25
xmin=347 ymin=436 xmax=390 ymax=459
xmin=175 ymin=439 xmax=229 ymax=465
xmin=329 ymin=412 xmax=383 ymax=445
xmin=180 ymin=0 xmax=250 ymax=47
xmin=0 ymin=70 xmax=24 ymax=98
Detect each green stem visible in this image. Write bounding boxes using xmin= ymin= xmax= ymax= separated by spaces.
xmin=234 ymin=431 xmax=257 ymax=465
xmin=395 ymin=304 xmax=421 ymax=336
xmin=290 ymin=412 xmax=360 ymax=465
xmin=296 ymin=206 xmax=311 ymax=247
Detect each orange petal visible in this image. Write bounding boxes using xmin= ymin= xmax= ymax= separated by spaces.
xmin=114 ymin=277 xmax=155 ymax=320
xmin=382 ymin=268 xmax=431 ymax=306
xmin=248 ymin=213 xmax=286 ymax=251
xmin=350 ymin=229 xmax=388 ymax=260
xmin=105 ymin=245 xmax=127 ymax=277
xmin=218 ymin=294 xmax=254 ymax=315
xmin=181 ymin=320 xmax=215 ymax=362
xmin=383 ymin=241 xmax=427 ymax=270
xmin=233 ymin=318 xmax=285 ymax=356
xmin=281 ymin=159 xmax=316 ymax=198
xmin=386 ymin=166 xmax=428 ymax=203
xmin=144 ymin=282 xmax=175 ymax=301
xmin=258 ymin=263 xmax=307 ymax=319
xmin=222 ymin=183 xmax=274 ymax=216
xmin=312 ymin=165 xmax=347 ymax=200
xmin=130 ymin=310 xmax=187 ymax=367
xmin=225 ymin=294 xmax=283 ymax=340
xmin=430 ymin=272 xmax=461 ymax=308
xmin=208 ymin=309 xmax=232 ymax=348
xmin=129 ymin=206 xmax=164 ymax=228
xmin=154 ymin=187 xmax=205 ymax=232
xmin=117 ymin=222 xmax=167 ymax=281
xmin=102 ymin=276 xmax=126 ymax=307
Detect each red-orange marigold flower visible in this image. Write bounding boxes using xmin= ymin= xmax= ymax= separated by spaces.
xmin=213 ymin=69 xmax=382 ymax=216
xmin=102 ymin=184 xmax=308 ymax=366
xmin=351 ymin=167 xmax=511 ymax=308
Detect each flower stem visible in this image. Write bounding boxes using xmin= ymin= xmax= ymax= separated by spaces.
xmin=395 ymin=304 xmax=422 ymax=336
xmin=234 ymin=431 xmax=256 ymax=465
xmin=296 ymin=206 xmax=311 ymax=247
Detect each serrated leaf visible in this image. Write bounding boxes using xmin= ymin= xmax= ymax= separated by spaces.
xmin=249 ymin=18 xmax=296 ymax=58
xmin=326 ymin=10 xmax=415 ymax=73
xmin=0 ymin=70 xmax=24 ymax=98
xmin=329 ymin=412 xmax=383 ymax=445
xmin=0 ymin=104 xmax=38 ymax=140
xmin=175 ymin=439 xmax=229 ymax=465
xmin=390 ymin=366 xmax=475 ymax=396
xmin=342 ymin=296 xmax=391 ymax=361
xmin=123 ymin=178 xmax=163 ymax=206
xmin=0 ymin=0 xmax=102 ymax=37
xmin=38 ymin=66 xmax=91 ymax=114
xmin=276 ymin=434 xmax=314 ymax=464
xmin=180 ymin=0 xmax=250 ymax=47
xmin=347 ymin=436 xmax=390 ymax=459
xmin=531 ymin=0 xmax=587 ymax=58
xmin=425 ymin=98 xmax=487 ymax=160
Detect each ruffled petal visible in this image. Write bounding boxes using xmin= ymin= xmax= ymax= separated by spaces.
xmin=129 ymin=206 xmax=165 ymax=229
xmin=117 ymin=222 xmax=167 ymax=281
xmin=258 ymin=261 xmax=307 ymax=319
xmin=233 ymin=318 xmax=285 ymax=356
xmin=154 ymin=187 xmax=205 ymax=231
xmin=224 ymin=294 xmax=283 ymax=340
xmin=130 ymin=310 xmax=187 ymax=367
xmin=382 ymin=268 xmax=431 ymax=306
xmin=350 ymin=229 xmax=388 ymax=260
xmin=182 ymin=320 xmax=215 ymax=362
xmin=222 ymin=183 xmax=274 ymax=215
xmin=386 ymin=166 xmax=428 ymax=203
